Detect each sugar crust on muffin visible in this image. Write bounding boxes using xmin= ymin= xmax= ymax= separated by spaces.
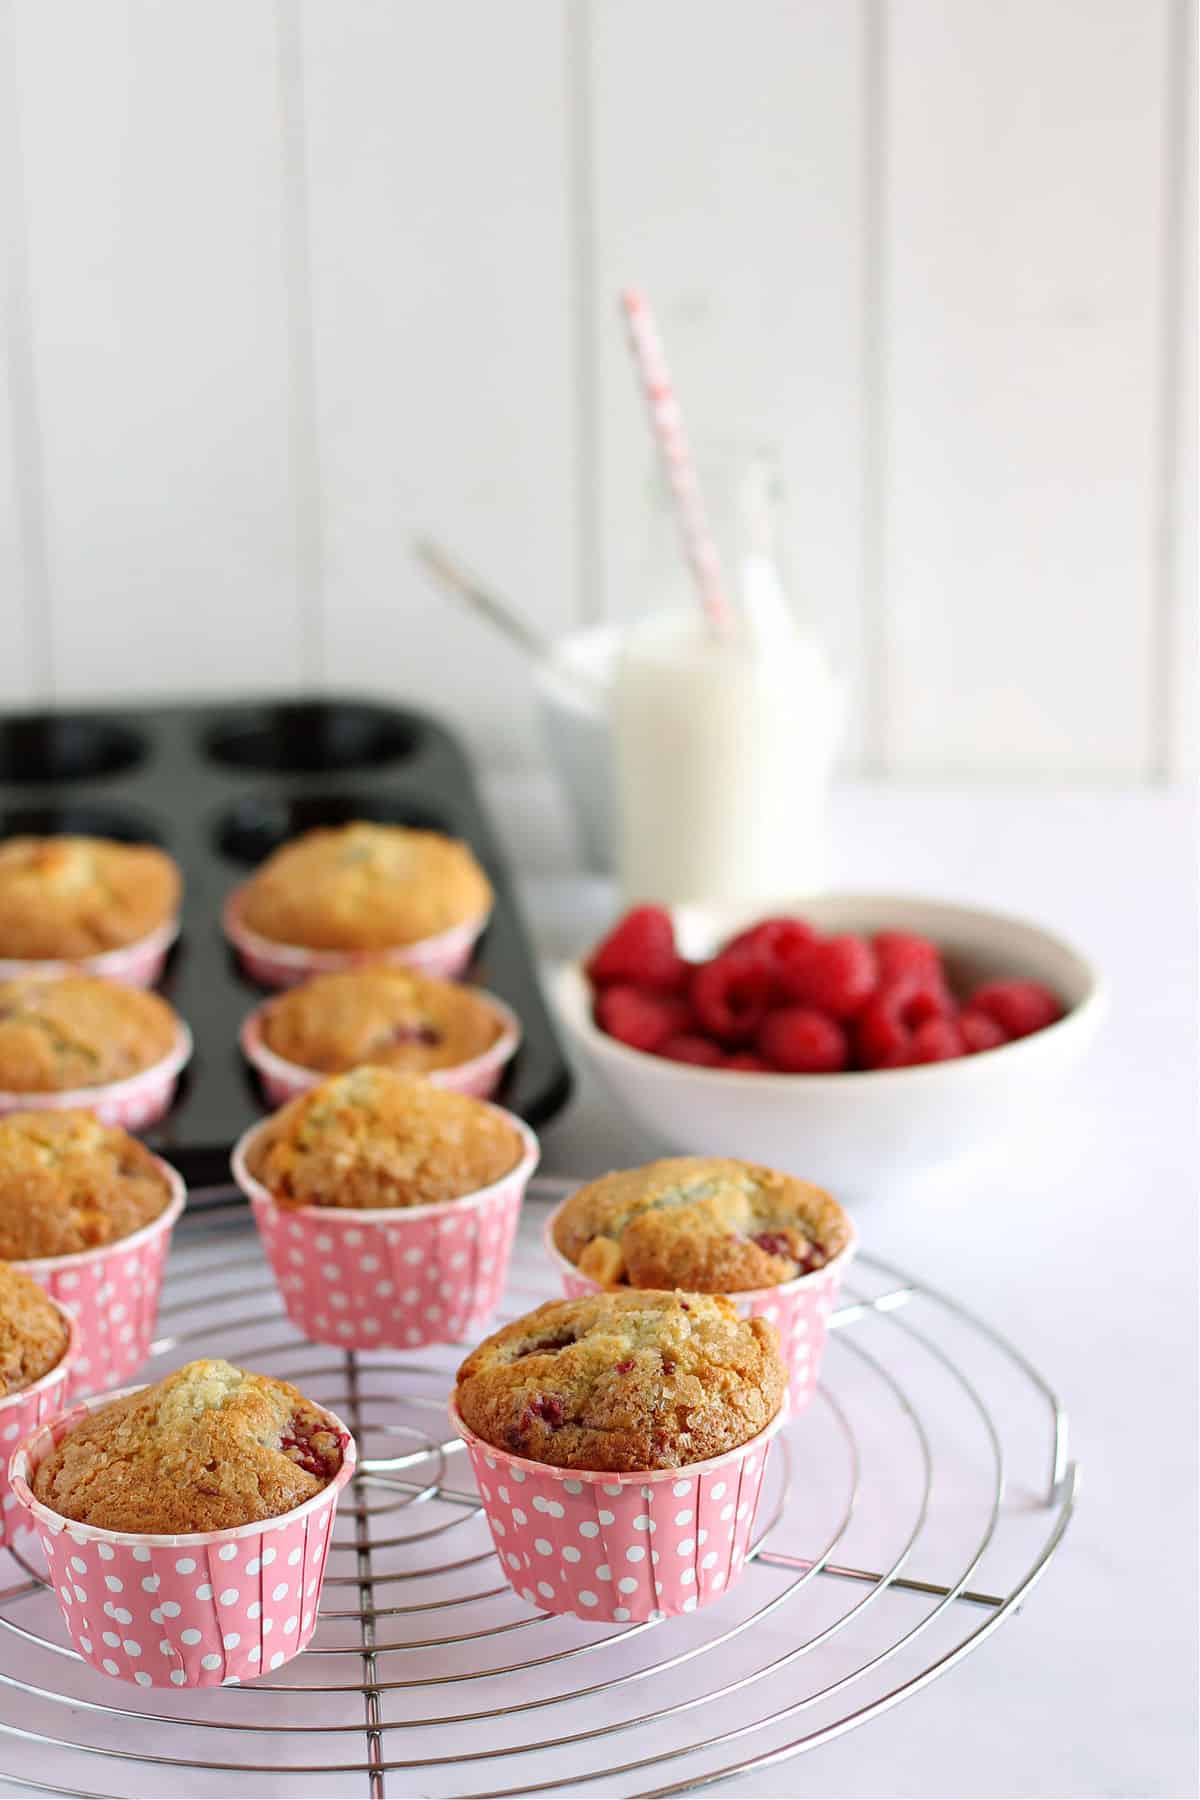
xmin=0 ymin=835 xmax=180 ymax=960
xmin=0 ymin=1261 xmax=70 ymax=1395
xmin=454 ymin=1289 xmax=785 ymax=1472
xmin=0 ymin=975 xmax=180 ymax=1092
xmin=0 ymin=1111 xmax=173 ymax=1260
xmin=258 ymin=964 xmax=504 ymax=1076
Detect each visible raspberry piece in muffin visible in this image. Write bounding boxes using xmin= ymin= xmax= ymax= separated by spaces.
xmin=0 ymin=975 xmax=180 ymax=1092
xmin=237 ymin=822 xmax=492 ymax=952
xmin=258 ymin=964 xmax=505 ymax=1077
xmin=0 ymin=835 xmax=180 ymax=961
xmin=454 ymin=1290 xmax=785 ymax=1471
xmin=0 ymin=1110 xmax=173 ymax=1260
xmin=0 ymin=1261 xmax=70 ymax=1395
xmin=32 ymin=1358 xmax=346 ymax=1532
xmin=248 ymin=1066 xmax=523 ymax=1211
xmin=553 ymin=1156 xmax=852 ymax=1292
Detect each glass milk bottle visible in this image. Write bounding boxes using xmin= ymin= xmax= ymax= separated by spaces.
xmin=613 ymin=450 xmax=841 ymax=907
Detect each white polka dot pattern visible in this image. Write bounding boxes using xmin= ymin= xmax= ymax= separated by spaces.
xmin=14 ymin=1168 xmax=185 ymax=1399
xmin=454 ymin=1406 xmax=784 ymax=1624
xmin=0 ymin=1323 xmax=75 ymax=1547
xmin=549 ymin=1214 xmax=853 ymax=1414
xmin=239 ymin=1121 xmax=537 ymax=1353
xmin=8 ymin=1390 xmax=356 ymax=1688
xmin=223 ymin=888 xmax=488 ymax=989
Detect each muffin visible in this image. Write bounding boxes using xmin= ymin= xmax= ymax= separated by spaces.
xmin=0 ymin=835 xmax=180 ymax=961
xmin=257 ymin=964 xmax=505 ymax=1078
xmin=0 ymin=1261 xmax=70 ymax=1395
xmin=551 ymin=1155 xmax=852 ymax=1292
xmin=0 ymin=975 xmax=180 ymax=1093
xmin=0 ymin=1111 xmax=173 ymax=1260
xmin=32 ymin=1358 xmax=347 ymax=1533
xmin=454 ymin=1289 xmax=786 ymax=1472
xmin=237 ymin=822 xmax=492 ymax=953
xmin=247 ymin=1065 xmax=524 ymax=1211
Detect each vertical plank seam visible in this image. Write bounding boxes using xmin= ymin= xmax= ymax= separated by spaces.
xmin=0 ymin=0 xmax=53 ymax=699
xmin=860 ymin=0 xmax=888 ymax=774
xmin=566 ymin=0 xmax=603 ymax=626
xmin=1150 ymin=0 xmax=1195 ymax=781
xmin=275 ymin=0 xmax=326 ymax=689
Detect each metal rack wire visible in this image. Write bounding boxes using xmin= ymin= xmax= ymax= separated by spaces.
xmin=0 ymin=1178 xmax=1077 ymax=1799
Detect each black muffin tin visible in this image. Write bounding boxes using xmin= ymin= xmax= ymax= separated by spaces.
xmin=0 ymin=698 xmax=572 ymax=1190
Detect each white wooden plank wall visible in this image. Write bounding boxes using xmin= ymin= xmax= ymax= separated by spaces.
xmin=0 ymin=0 xmax=1194 ymax=778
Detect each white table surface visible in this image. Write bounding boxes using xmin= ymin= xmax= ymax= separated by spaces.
xmin=484 ymin=771 xmax=1199 ymax=1800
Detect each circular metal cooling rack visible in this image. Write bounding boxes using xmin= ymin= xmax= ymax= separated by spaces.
xmin=0 ymin=1179 xmax=1077 ymax=1799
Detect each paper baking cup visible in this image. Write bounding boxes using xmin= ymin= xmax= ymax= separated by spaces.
xmin=10 ymin=1387 xmax=356 ymax=1686
xmin=0 ymin=1305 xmax=79 ymax=1547
xmin=239 ymin=992 xmax=521 ymax=1109
xmin=450 ymin=1401 xmax=785 ymax=1623
xmin=0 ymin=916 xmax=180 ymax=991
xmin=0 ymin=1022 xmax=192 ymax=1130
xmin=15 ymin=1162 xmax=186 ymax=1398
xmin=223 ymin=888 xmax=489 ymax=990
xmin=542 ymin=1205 xmax=857 ymax=1415
xmin=232 ymin=1110 xmax=539 ymax=1351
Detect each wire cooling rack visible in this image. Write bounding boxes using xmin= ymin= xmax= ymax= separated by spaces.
xmin=0 ymin=1178 xmax=1077 ymax=1799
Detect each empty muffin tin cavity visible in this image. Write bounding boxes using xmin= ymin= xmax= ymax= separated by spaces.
xmin=214 ymin=792 xmax=452 ymax=868
xmin=0 ymin=803 xmax=167 ymax=847
xmin=203 ymin=701 xmax=421 ymax=776
xmin=0 ymin=714 xmax=146 ymax=785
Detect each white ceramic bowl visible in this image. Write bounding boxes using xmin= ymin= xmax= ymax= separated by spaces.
xmin=550 ymin=893 xmax=1107 ymax=1194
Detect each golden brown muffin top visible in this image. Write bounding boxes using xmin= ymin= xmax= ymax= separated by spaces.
xmin=237 ymin=822 xmax=492 ymax=951
xmin=248 ymin=1066 xmax=524 ymax=1211
xmin=0 ymin=836 xmax=180 ymax=960
xmin=0 ymin=1262 xmax=70 ymax=1396
xmin=0 ymin=1111 xmax=173 ymax=1260
xmin=454 ymin=1290 xmax=785 ymax=1472
xmin=0 ymin=975 xmax=180 ymax=1093
xmin=32 ymin=1359 xmax=346 ymax=1532
xmin=258 ymin=964 xmax=504 ymax=1076
xmin=552 ymin=1156 xmax=852 ymax=1293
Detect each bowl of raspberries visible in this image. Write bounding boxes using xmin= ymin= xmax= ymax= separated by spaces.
xmin=550 ymin=894 xmax=1105 ymax=1186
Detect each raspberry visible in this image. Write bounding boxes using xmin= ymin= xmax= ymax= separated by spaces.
xmin=969 ymin=980 xmax=1063 ymax=1039
xmin=778 ymin=934 xmax=877 ymax=1018
xmin=751 ymin=1231 xmax=792 ymax=1258
xmin=525 ymin=1395 xmax=565 ymax=1427
xmin=690 ymin=953 xmax=774 ymax=1045
xmin=908 ymin=1017 xmax=966 ymax=1063
xmin=595 ymin=985 xmax=691 ymax=1053
xmin=722 ymin=916 xmax=816 ymax=971
xmin=723 ymin=1051 xmax=770 ymax=1072
xmin=757 ymin=1007 xmax=849 ymax=1073
xmin=873 ymin=930 xmax=943 ymax=987
xmin=586 ymin=906 xmax=687 ymax=991
xmin=658 ymin=1033 xmax=724 ymax=1067
xmin=856 ymin=975 xmax=953 ymax=1068
xmin=960 ymin=1009 xmax=1009 ymax=1054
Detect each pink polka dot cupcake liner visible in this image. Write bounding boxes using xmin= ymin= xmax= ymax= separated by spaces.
xmin=238 ymin=992 xmax=521 ymax=1109
xmin=9 ymin=1386 xmax=356 ymax=1687
xmin=450 ymin=1401 xmax=786 ymax=1623
xmin=0 ymin=916 xmax=180 ymax=991
xmin=542 ymin=1204 xmax=857 ymax=1415
xmin=0 ymin=1303 xmax=79 ymax=1547
xmin=222 ymin=888 xmax=490 ymax=990
xmin=15 ymin=1161 xmax=186 ymax=1398
xmin=0 ymin=1023 xmax=192 ymax=1131
xmin=232 ymin=1110 xmax=539 ymax=1352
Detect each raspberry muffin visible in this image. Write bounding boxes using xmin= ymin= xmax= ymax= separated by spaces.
xmin=32 ymin=1358 xmax=347 ymax=1532
xmin=237 ymin=822 xmax=492 ymax=954
xmin=247 ymin=1066 xmax=524 ymax=1211
xmin=234 ymin=1067 xmax=537 ymax=1352
xmin=0 ymin=835 xmax=180 ymax=961
xmin=254 ymin=964 xmax=510 ymax=1080
xmin=0 ymin=1111 xmax=174 ymax=1260
xmin=454 ymin=1289 xmax=785 ymax=1472
xmin=0 ymin=975 xmax=181 ymax=1094
xmin=550 ymin=1156 xmax=852 ymax=1291
xmin=0 ymin=1261 xmax=71 ymax=1396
